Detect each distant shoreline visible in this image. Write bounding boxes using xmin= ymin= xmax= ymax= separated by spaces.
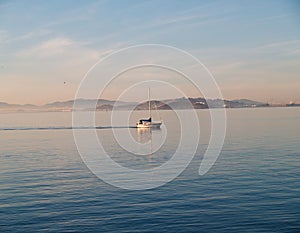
xmin=0 ymin=105 xmax=299 ymax=114
xmin=2 ymin=97 xmax=298 ymax=113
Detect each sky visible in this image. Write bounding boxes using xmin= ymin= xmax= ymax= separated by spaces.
xmin=0 ymin=0 xmax=300 ymax=105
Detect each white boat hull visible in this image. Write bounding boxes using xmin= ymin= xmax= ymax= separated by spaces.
xmin=136 ymin=121 xmax=162 ymax=129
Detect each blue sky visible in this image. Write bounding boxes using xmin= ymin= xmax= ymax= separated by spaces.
xmin=0 ymin=0 xmax=299 ymax=104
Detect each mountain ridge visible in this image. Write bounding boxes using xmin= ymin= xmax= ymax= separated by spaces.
xmin=0 ymin=97 xmax=272 ymax=112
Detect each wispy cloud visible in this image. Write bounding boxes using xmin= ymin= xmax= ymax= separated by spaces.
xmin=253 ymin=13 xmax=297 ymax=24
xmin=14 ymin=29 xmax=52 ymax=42
xmin=43 ymin=1 xmax=107 ymax=28
xmin=249 ymin=39 xmax=300 ymax=57
xmin=0 ymin=29 xmax=53 ymax=45
xmin=255 ymin=39 xmax=300 ymax=49
xmin=151 ymin=14 xmax=207 ymax=27
xmin=18 ymin=37 xmax=76 ymax=57
xmin=16 ymin=36 xmax=127 ymax=69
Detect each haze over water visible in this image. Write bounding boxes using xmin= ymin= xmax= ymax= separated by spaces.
xmin=1 ymin=108 xmax=299 ymax=232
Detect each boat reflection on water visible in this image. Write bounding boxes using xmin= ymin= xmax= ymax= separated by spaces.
xmin=136 ymin=127 xmax=162 ymax=165
xmin=136 ymin=127 xmax=161 ymax=143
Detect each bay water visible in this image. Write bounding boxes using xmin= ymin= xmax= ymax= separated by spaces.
xmin=0 ymin=108 xmax=299 ymax=232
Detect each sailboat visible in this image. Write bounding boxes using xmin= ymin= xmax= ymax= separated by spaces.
xmin=136 ymin=89 xmax=162 ymax=129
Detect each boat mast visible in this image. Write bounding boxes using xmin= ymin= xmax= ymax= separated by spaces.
xmin=148 ymin=88 xmax=151 ymax=118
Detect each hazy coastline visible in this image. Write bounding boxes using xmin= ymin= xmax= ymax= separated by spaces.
xmin=1 ymin=97 xmax=297 ymax=113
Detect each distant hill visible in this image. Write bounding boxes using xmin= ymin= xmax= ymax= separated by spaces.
xmin=0 ymin=102 xmax=38 ymax=111
xmin=0 ymin=102 xmax=36 ymax=108
xmin=0 ymin=97 xmax=274 ymax=112
xmin=162 ymin=97 xmax=208 ymax=109
xmin=232 ymin=99 xmax=269 ymax=107
xmin=96 ymin=104 xmax=114 ymax=111
xmin=44 ymin=99 xmax=118 ymax=109
xmin=134 ymin=100 xmax=172 ymax=110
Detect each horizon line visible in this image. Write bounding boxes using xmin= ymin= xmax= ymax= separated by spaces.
xmin=0 ymin=96 xmax=294 ymax=106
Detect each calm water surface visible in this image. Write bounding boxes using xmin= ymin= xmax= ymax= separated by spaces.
xmin=0 ymin=108 xmax=299 ymax=232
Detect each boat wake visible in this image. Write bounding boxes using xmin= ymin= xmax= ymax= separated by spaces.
xmin=0 ymin=126 xmax=137 ymax=131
